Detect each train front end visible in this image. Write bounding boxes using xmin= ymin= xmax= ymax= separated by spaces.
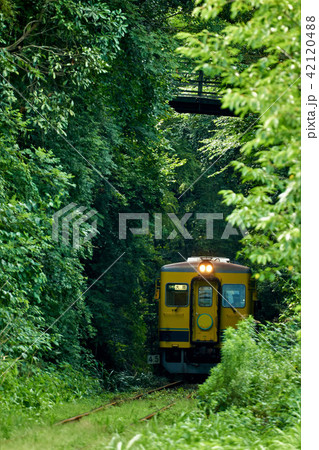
xmin=157 ymin=257 xmax=257 ymax=374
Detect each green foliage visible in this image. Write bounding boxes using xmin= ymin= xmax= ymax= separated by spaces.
xmin=0 ymin=0 xmax=196 ymax=376
xmin=0 ymin=362 xmax=104 ymax=441
xmin=101 ymin=371 xmax=167 ymax=392
xmin=0 ymin=0 xmax=127 ymax=131
xmin=0 ymin=0 xmax=129 ymax=369
xmin=157 ymin=112 xmax=245 ymax=263
xmin=198 ymin=317 xmax=300 ymax=428
xmin=110 ymin=410 xmax=300 ymax=449
xmin=178 ymin=0 xmax=301 ymax=283
xmin=0 ymin=361 xmax=101 ymax=411
xmin=0 ymin=107 xmax=93 ymax=363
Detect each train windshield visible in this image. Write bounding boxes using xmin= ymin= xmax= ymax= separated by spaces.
xmin=222 ymin=284 xmax=246 ymax=308
xmin=166 ymin=283 xmax=189 ymax=306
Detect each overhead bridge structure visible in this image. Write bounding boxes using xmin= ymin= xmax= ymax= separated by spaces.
xmin=169 ymin=70 xmax=234 ymax=116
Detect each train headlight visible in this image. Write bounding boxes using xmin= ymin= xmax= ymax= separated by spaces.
xmin=198 ymin=263 xmax=213 ymax=273
xmin=206 ymin=264 xmax=213 ymax=273
xmin=199 ymin=264 xmax=206 ymax=273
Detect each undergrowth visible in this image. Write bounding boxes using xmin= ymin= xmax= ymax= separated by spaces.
xmin=198 ymin=317 xmax=301 ymax=429
xmin=0 ymin=361 xmax=102 ymax=411
xmin=0 ymin=358 xmax=164 ymax=441
xmin=0 ymin=318 xmax=300 ymax=448
xmin=110 ymin=317 xmax=301 ymax=449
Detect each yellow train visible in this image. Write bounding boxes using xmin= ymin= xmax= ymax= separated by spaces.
xmin=155 ymin=256 xmax=258 ymax=374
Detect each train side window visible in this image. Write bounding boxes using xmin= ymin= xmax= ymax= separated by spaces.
xmin=222 ymin=284 xmax=246 ymax=308
xmin=165 ymin=283 xmax=189 ymax=307
xmin=198 ymin=286 xmax=212 ymax=307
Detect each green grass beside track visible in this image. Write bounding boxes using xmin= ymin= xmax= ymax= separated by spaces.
xmin=0 ymin=388 xmax=193 ymax=449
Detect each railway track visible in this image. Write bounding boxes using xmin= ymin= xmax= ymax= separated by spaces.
xmin=54 ymin=380 xmax=185 ymax=425
xmin=137 ymin=391 xmax=194 ymax=423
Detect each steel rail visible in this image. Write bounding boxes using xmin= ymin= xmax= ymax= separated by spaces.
xmin=54 ymin=380 xmax=183 ymax=425
xmin=136 ymin=391 xmax=194 ymax=423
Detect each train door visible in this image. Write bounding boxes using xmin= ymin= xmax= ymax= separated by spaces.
xmin=192 ymin=280 xmax=218 ymax=342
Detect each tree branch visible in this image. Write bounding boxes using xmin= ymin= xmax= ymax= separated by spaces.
xmin=1 ymin=6 xmax=47 ymax=52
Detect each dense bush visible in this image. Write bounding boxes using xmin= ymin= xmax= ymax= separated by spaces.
xmin=0 ymin=361 xmax=102 ymax=411
xmin=198 ymin=317 xmax=300 ymax=429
